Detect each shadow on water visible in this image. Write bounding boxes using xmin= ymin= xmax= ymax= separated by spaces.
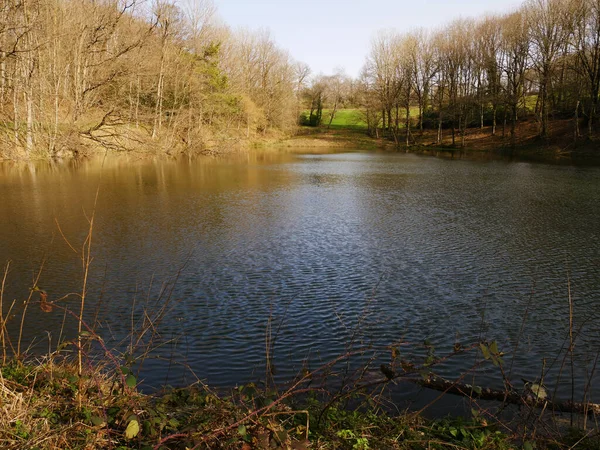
xmin=406 ymin=145 xmax=600 ymax=166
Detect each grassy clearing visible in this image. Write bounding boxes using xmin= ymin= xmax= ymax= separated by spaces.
xmin=323 ymin=109 xmax=368 ymax=131
xmin=323 ymin=108 xmax=425 ymax=131
xmin=276 ymin=109 xmax=384 ymax=149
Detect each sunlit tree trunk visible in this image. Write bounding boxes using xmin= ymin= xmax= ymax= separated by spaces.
xmin=405 ymin=84 xmax=411 ymax=147
xmin=0 ymin=49 xmax=5 ymax=113
xmin=152 ymin=46 xmax=165 ymax=138
xmin=13 ymin=62 xmax=19 ymax=146
xmin=23 ymin=0 xmax=35 ymax=156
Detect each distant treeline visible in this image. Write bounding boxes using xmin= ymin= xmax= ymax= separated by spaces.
xmin=4 ymin=0 xmax=598 ymax=159
xmin=0 ymin=0 xmax=307 ymax=158
xmin=302 ymin=0 xmax=600 ymax=148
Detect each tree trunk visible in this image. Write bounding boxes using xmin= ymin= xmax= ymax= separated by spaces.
xmin=503 ymin=103 xmax=507 ymax=138
xmin=574 ymin=100 xmax=580 ymax=143
xmin=451 ymin=117 xmax=456 ymax=146
xmin=460 ymin=110 xmax=466 ymax=148
xmin=25 ymin=82 xmax=33 ymax=155
xmin=511 ymin=103 xmax=518 ymax=148
xmin=153 ymin=64 xmax=165 ymax=138
xmin=480 ymin=103 xmax=484 ymax=130
xmin=422 ymin=84 xmax=429 ymax=135
xmin=153 ymin=35 xmax=167 ymax=139
xmin=128 ymin=79 xmax=134 ymax=122
xmin=540 ymin=68 xmax=549 ymax=138
xmin=13 ymin=62 xmax=19 ymax=147
xmin=327 ymin=97 xmax=338 ymax=129
xmin=405 ymin=100 xmax=410 ymax=148
xmin=74 ymin=30 xmax=86 ymax=121
xmin=589 ymin=88 xmax=598 ymax=137
xmin=50 ymin=20 xmax=60 ymax=157
xmin=397 ymin=376 xmax=600 ymax=416
xmin=135 ymin=75 xmax=140 ymax=128
xmin=0 ymin=49 xmax=5 ymax=112
xmin=51 ymin=79 xmax=60 ymax=155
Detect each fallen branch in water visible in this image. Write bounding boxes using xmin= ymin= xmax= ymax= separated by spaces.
xmin=376 ymin=369 xmax=600 ymax=416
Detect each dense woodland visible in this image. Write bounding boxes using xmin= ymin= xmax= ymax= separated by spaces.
xmin=2 ymin=0 xmax=600 ymax=159
xmin=0 ymin=0 xmax=305 ymax=158
xmin=305 ymin=0 xmax=600 ymax=149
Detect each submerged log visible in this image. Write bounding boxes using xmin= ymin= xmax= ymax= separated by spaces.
xmin=297 ymin=365 xmax=599 ymax=417
xmin=401 ymin=374 xmax=600 ymax=416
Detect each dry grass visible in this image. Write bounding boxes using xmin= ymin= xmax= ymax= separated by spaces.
xmin=273 ymin=127 xmax=388 ymax=150
xmin=0 ymin=357 xmax=130 ymax=449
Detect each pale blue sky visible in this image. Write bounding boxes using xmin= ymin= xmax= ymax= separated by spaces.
xmin=210 ymin=0 xmax=524 ymax=77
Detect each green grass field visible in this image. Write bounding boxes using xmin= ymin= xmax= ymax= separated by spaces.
xmin=320 ymin=109 xmax=367 ymax=131
xmin=524 ymin=94 xmax=537 ymax=112
xmin=312 ymin=99 xmax=539 ymax=134
xmin=324 ymin=107 xmax=423 ymax=131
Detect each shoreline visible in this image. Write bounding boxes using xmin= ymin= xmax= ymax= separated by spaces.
xmin=1 ymin=351 xmax=596 ymax=449
xmin=2 ymin=117 xmax=599 ymax=167
xmin=268 ymin=123 xmax=600 ymax=166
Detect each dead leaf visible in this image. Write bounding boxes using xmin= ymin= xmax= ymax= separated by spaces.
xmin=291 ymin=440 xmax=310 ymax=450
xmin=39 ymin=291 xmax=54 ymax=313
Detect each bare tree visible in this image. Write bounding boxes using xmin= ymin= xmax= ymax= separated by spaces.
xmin=573 ymin=0 xmax=600 ymax=136
xmin=410 ymin=29 xmax=437 ymax=134
xmin=501 ymin=10 xmax=531 ymax=145
xmin=152 ymin=1 xmax=183 ymax=138
xmin=526 ymin=0 xmax=574 ymax=137
xmin=325 ymin=68 xmax=349 ymax=129
xmin=476 ymin=16 xmax=504 ymax=135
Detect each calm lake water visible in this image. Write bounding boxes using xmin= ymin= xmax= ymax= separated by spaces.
xmin=1 ymin=149 xmax=599 ymax=406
